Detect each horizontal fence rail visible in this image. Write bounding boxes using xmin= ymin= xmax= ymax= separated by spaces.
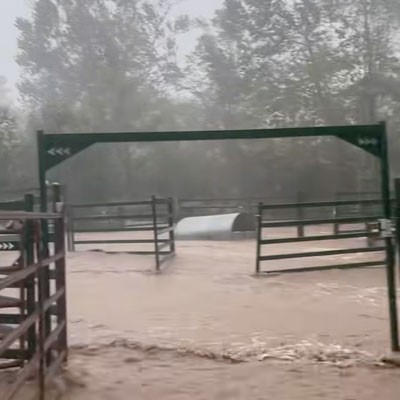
xmin=175 ymin=195 xmax=388 ymax=244
xmin=0 ymin=208 xmax=67 ymax=400
xmin=176 ymin=196 xmax=293 ymax=221
xmin=176 ymin=195 xmax=393 ymax=236
xmin=260 ymin=215 xmax=381 ymax=228
xmin=259 ymin=198 xmax=384 ymax=209
xmin=255 ymin=200 xmax=387 ymax=275
xmin=0 ymin=183 xmax=66 ymax=210
xmin=68 ymin=196 xmax=175 ymax=271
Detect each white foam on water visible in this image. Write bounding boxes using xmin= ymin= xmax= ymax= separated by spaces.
xmin=69 ymin=319 xmax=385 ymax=367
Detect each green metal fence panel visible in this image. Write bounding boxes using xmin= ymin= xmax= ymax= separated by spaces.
xmin=0 ymin=209 xmax=67 ymax=399
xmin=68 ymin=197 xmax=175 ymax=272
xmin=255 ymin=200 xmax=387 ymax=276
xmin=261 ymin=215 xmax=381 ymax=228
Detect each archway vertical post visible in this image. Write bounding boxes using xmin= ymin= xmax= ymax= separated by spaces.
xmin=37 ymin=130 xmax=47 ymax=213
xmin=379 ymin=122 xmax=399 ymax=351
xmin=36 ymin=130 xmax=52 ymax=362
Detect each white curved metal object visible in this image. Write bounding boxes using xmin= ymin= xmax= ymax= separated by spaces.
xmin=175 ymin=213 xmax=255 ymax=240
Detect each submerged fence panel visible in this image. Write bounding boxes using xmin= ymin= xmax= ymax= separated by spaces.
xmin=255 ymin=199 xmax=387 ymax=275
xmin=68 ymin=197 xmax=175 ymax=271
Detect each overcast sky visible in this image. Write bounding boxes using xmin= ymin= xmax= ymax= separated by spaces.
xmin=0 ymin=0 xmax=223 ymax=99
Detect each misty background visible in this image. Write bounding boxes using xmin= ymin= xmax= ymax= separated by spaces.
xmin=1 ymin=0 xmax=400 ymax=203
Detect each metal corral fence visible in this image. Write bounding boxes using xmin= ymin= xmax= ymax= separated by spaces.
xmin=336 ymin=191 xmax=380 ymax=202
xmin=0 ymin=208 xmax=67 ymax=400
xmin=68 ymin=196 xmax=175 ymax=271
xmin=176 ymin=195 xmax=300 ymax=221
xmin=333 ymin=192 xmax=385 ymax=234
xmin=255 ymin=199 xmax=387 ymax=275
xmin=0 ymin=184 xmax=67 ymax=248
xmin=177 ymin=197 xmax=256 ymax=219
xmin=0 ymin=183 xmax=67 ymax=211
xmin=0 ymin=195 xmax=35 ymax=218
xmin=177 ymin=195 xmax=390 ymax=239
xmin=176 ymin=192 xmax=367 ymax=223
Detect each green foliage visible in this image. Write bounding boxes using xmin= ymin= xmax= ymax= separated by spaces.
xmin=16 ymin=0 xmax=185 ymax=132
xmin=191 ymin=0 xmax=400 ymax=128
xmin=186 ymin=0 xmax=400 ymax=194
xmin=0 ymin=77 xmax=32 ymax=192
xmin=3 ymin=0 xmax=399 ymax=202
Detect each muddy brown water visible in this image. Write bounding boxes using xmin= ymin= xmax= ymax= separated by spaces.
xmin=2 ymin=233 xmax=400 ymax=399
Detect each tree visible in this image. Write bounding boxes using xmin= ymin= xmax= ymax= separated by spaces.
xmin=0 ymin=76 xmax=31 ymax=192
xmin=187 ymin=0 xmax=400 ymax=196
xmin=15 ymin=0 xmax=200 ymax=201
xmin=16 ymin=0 xmax=186 ymax=132
xmin=15 ymin=0 xmax=400 ymax=201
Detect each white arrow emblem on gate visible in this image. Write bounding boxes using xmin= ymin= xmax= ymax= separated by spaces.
xmin=47 ymin=147 xmax=71 ymax=157
xmin=357 ymin=137 xmax=378 ymax=147
xmin=0 ymin=242 xmax=15 ymax=250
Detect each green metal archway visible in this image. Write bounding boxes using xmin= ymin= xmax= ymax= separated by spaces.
xmin=36 ymin=122 xmax=399 ymax=351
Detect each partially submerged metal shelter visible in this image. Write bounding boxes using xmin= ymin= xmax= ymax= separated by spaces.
xmin=175 ymin=213 xmax=255 ymax=240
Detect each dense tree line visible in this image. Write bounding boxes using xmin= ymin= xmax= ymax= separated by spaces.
xmin=2 ymin=0 xmax=400 ymax=202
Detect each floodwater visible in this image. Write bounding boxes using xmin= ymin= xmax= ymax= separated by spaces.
xmin=2 ymin=234 xmax=400 ymax=399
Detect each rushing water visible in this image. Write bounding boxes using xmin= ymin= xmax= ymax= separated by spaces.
xmin=67 ymin=238 xmax=392 ymax=361
xmin=2 ymin=236 xmax=400 ymax=399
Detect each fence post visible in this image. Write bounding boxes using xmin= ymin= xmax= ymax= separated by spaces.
xmin=173 ymin=197 xmax=180 ymax=223
xmin=69 ymin=206 xmax=76 ymax=252
xmin=333 ymin=205 xmax=339 ymax=235
xmin=168 ymin=198 xmax=175 ymax=254
xmin=24 ymin=194 xmax=36 ymax=359
xmin=51 ymin=183 xmax=61 ymax=210
xmin=16 ymin=230 xmax=25 ymax=367
xmin=395 ymin=179 xmax=400 ymax=281
xmin=54 ymin=207 xmax=68 ymax=360
xmin=37 ymin=212 xmax=52 ymax=354
xmin=62 ymin=185 xmax=73 ymax=252
xmin=52 ymin=183 xmax=68 ymax=250
xmin=34 ymin=215 xmax=52 ymax=366
xmin=65 ymin=205 xmax=72 ymax=252
xmin=255 ymin=203 xmax=263 ymax=274
xmin=151 ymin=196 xmax=160 ymax=272
xmin=35 ymin=220 xmax=46 ymax=400
xmin=296 ymin=191 xmax=305 ymax=238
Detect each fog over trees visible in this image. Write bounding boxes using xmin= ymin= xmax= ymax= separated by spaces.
xmin=2 ymin=0 xmax=400 ymax=202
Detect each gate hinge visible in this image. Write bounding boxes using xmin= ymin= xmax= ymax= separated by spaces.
xmin=54 ymin=202 xmax=64 ymax=213
xmin=379 ymin=219 xmax=395 ymax=238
